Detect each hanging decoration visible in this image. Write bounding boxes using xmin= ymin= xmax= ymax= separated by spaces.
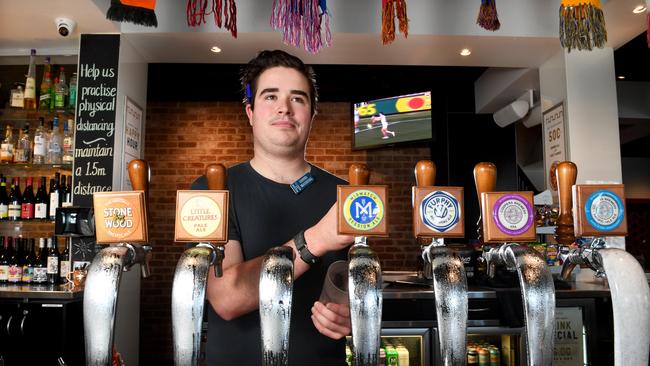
xmin=381 ymin=0 xmax=408 ymax=45
xmin=559 ymin=0 xmax=607 ymax=52
xmin=106 ymin=0 xmax=158 ymax=27
xmin=187 ymin=0 xmax=238 ymax=38
xmin=270 ymin=0 xmax=332 ymax=54
xmin=477 ymin=0 xmax=500 ymax=31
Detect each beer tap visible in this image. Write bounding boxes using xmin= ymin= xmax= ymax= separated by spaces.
xmin=554 ymin=162 xmax=649 ymax=366
xmin=172 ymin=164 xmax=229 ymax=366
xmin=339 ymin=164 xmax=386 ymax=366
xmin=412 ymin=160 xmax=467 ymax=366
xmin=474 ymin=162 xmax=555 ymax=366
xmin=259 ymin=246 xmax=295 ymax=366
xmin=84 ymin=159 xmax=152 ymax=366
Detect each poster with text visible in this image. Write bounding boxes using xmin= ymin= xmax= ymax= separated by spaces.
xmin=122 ymin=97 xmax=143 ymax=190
xmin=554 ymin=307 xmax=585 ymax=366
xmin=543 ymin=103 xmax=566 ymax=193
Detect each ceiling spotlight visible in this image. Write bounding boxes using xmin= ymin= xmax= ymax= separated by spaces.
xmin=460 ymin=48 xmax=472 ymax=56
xmin=632 ymin=5 xmax=647 ymax=13
xmin=210 ymin=46 xmax=221 ymax=53
xmin=617 ymin=75 xmax=626 ymax=80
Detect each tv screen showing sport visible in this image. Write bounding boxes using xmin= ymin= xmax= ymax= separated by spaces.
xmin=353 ymin=91 xmax=432 ymax=149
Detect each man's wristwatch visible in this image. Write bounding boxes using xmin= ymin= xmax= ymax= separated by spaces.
xmin=293 ymin=230 xmax=321 ymax=265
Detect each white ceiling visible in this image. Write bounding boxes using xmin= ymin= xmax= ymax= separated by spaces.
xmin=0 ymin=0 xmax=647 ymax=66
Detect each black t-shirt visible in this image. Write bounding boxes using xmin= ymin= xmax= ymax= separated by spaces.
xmin=192 ymin=162 xmax=348 ymax=366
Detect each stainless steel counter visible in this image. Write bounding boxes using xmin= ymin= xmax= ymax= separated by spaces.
xmin=382 ymin=271 xmax=611 ymax=300
xmin=0 ymin=283 xmax=83 ymax=300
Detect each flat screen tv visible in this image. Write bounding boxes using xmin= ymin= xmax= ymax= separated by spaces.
xmin=352 ymin=91 xmax=432 ymax=149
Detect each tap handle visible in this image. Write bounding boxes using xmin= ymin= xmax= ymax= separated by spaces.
xmin=140 ymin=245 xmax=153 ymax=278
xmin=128 ymin=159 xmax=150 ymax=193
xmin=473 ymin=162 xmax=497 ymax=208
xmin=206 ymin=164 xmax=227 ymax=190
xmin=415 ymin=160 xmax=436 ymax=187
xmin=349 ymin=164 xmax=369 ymax=185
xmin=555 ymin=161 xmax=577 ymax=246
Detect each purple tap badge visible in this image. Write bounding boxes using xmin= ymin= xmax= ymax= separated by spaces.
xmin=492 ymin=194 xmax=533 ymax=236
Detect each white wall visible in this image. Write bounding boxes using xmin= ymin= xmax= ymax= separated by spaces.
xmin=113 ymin=34 xmax=148 ymax=366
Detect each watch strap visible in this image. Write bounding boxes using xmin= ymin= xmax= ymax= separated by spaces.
xmin=293 ymin=230 xmax=320 ymax=265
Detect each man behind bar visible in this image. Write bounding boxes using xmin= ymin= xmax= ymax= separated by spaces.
xmin=192 ymin=50 xmax=354 ymax=365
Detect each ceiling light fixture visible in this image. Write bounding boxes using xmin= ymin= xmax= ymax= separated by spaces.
xmin=210 ymin=46 xmax=222 ymax=53
xmin=617 ymin=75 xmax=626 ymax=80
xmin=632 ymin=5 xmax=647 ymax=13
xmin=460 ymin=48 xmax=471 ymax=56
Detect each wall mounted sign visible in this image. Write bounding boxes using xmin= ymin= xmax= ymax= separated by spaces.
xmin=121 ymin=96 xmax=143 ymax=190
xmin=543 ymin=102 xmax=567 ymax=192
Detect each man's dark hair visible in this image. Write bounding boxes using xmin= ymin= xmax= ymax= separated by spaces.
xmin=241 ymin=50 xmax=318 ymax=115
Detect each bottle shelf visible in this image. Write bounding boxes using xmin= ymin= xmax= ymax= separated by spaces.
xmin=0 ymin=108 xmax=74 ymax=120
xmin=0 ymin=163 xmax=72 ymax=172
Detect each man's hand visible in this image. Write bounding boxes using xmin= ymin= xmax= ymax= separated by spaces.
xmin=304 ymin=203 xmax=354 ymax=257
xmin=311 ymin=301 xmax=351 ymax=340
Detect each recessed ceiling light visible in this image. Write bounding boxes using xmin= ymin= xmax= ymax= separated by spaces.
xmin=632 ymin=5 xmax=647 ymax=13
xmin=210 ymin=46 xmax=222 ymax=53
xmin=617 ymin=75 xmax=626 ymax=80
xmin=460 ymin=48 xmax=471 ymax=56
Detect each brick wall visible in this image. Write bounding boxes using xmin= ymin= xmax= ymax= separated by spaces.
xmin=141 ymin=101 xmax=430 ymax=364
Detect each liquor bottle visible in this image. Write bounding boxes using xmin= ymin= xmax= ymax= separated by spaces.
xmin=14 ymin=123 xmax=32 ymax=163
xmin=1 ymin=125 xmax=14 ymax=164
xmin=47 ymin=116 xmax=63 ymax=164
xmin=33 ymin=237 xmax=48 ymax=284
xmin=54 ymin=67 xmax=68 ymax=111
xmin=21 ymin=177 xmax=35 ymax=220
xmin=8 ymin=177 xmax=22 ymax=221
xmin=8 ymin=238 xmax=24 ymax=283
xmin=33 ymin=117 xmax=47 ymax=164
xmin=23 ymin=49 xmax=37 ymax=110
xmin=50 ymin=77 xmax=57 ymax=111
xmin=68 ymin=72 xmax=78 ymax=113
xmin=59 ymin=238 xmax=71 ymax=283
xmin=62 ymin=175 xmax=73 ymax=207
xmin=10 ymin=85 xmax=24 ymax=109
xmin=21 ymin=239 xmax=36 ymax=283
xmin=0 ymin=237 xmax=10 ymax=283
xmin=46 ymin=237 xmax=60 ymax=285
xmin=0 ymin=177 xmax=8 ymax=220
xmin=62 ymin=119 xmax=74 ymax=164
xmin=39 ymin=57 xmax=53 ymax=111
xmin=49 ymin=173 xmax=60 ymax=220
xmin=34 ymin=177 xmax=48 ymax=219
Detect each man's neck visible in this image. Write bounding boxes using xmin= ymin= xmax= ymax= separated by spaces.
xmin=249 ymin=152 xmax=310 ymax=185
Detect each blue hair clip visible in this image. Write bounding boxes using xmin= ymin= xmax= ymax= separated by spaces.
xmin=245 ymin=83 xmax=252 ymax=102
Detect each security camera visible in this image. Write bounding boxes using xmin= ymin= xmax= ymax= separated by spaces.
xmin=55 ymin=18 xmax=76 ymax=37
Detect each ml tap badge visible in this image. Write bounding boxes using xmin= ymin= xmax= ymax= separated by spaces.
xmin=337 ymin=164 xmax=389 ymax=236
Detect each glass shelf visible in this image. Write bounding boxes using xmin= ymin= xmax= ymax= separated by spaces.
xmin=0 ymin=163 xmax=72 ymax=171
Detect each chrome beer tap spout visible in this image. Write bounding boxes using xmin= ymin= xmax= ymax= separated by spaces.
xmin=560 ymin=237 xmax=607 ymax=280
xmin=259 ymin=246 xmax=295 ymax=366
xmin=171 ymin=243 xmax=219 ymax=366
xmin=348 ymin=240 xmax=383 ymax=366
xmin=423 ymin=241 xmax=468 ymax=366
xmin=484 ymin=243 xmax=555 ymax=366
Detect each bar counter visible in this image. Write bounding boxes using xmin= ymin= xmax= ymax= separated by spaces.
xmin=0 ymin=283 xmax=84 ymax=300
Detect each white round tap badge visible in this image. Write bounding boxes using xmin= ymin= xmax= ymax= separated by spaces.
xmin=343 ymin=189 xmax=384 ymax=231
xmin=585 ymin=190 xmax=624 ymax=231
xmin=492 ymin=194 xmax=533 ymax=236
xmin=180 ymin=196 xmax=222 ymax=238
xmin=420 ymin=191 xmax=460 ymax=232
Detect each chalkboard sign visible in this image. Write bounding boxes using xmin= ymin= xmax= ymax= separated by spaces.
xmin=72 ymin=34 xmax=120 ymax=207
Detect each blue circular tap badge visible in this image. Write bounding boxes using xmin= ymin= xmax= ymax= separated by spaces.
xmin=492 ymin=194 xmax=534 ymax=236
xmin=585 ymin=190 xmax=624 ymax=231
xmin=420 ymin=191 xmax=460 ymax=232
xmin=343 ymin=190 xmax=384 ymax=231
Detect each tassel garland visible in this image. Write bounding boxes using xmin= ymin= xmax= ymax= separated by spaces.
xmin=187 ymin=0 xmax=237 ymax=38
xmin=382 ymin=0 xmax=408 ymax=45
xmin=106 ymin=0 xmax=158 ymax=27
xmin=477 ymin=0 xmax=500 ymax=31
xmin=270 ymin=0 xmax=331 ymax=54
xmin=559 ymin=0 xmax=607 ymax=52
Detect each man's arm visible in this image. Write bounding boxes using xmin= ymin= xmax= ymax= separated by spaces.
xmin=206 ymin=203 xmax=353 ymax=320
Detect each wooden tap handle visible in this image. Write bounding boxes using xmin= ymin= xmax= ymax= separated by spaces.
xmin=349 ymin=164 xmax=370 ymax=185
xmin=555 ymin=161 xmax=577 ymax=246
xmin=473 ymin=162 xmax=497 ymax=210
xmin=128 ymin=159 xmax=149 ymax=192
xmin=206 ymin=164 xmax=227 ymax=190
xmin=415 ymin=160 xmax=436 ymax=187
